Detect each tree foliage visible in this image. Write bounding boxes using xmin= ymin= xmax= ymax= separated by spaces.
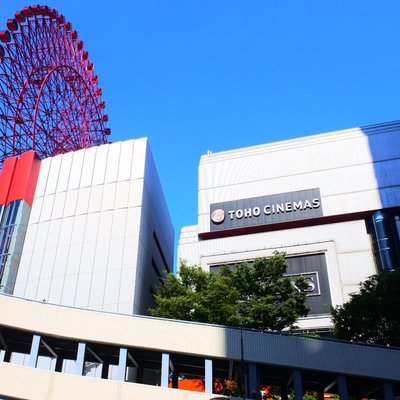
xmin=149 ymin=252 xmax=310 ymax=331
xmin=331 ymin=268 xmax=400 ymax=346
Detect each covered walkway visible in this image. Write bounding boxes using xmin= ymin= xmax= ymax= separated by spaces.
xmin=0 ymin=294 xmax=399 ymax=399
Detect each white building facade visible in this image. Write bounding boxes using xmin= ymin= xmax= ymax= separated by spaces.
xmin=0 ymin=138 xmax=174 ymax=316
xmin=178 ymin=121 xmax=400 ymax=331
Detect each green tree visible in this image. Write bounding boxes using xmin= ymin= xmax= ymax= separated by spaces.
xmin=331 ymin=268 xmax=400 ymax=346
xmin=149 ymin=252 xmax=310 ymax=331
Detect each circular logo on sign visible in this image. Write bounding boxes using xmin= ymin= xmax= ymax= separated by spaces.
xmin=211 ymin=209 xmax=225 ymax=224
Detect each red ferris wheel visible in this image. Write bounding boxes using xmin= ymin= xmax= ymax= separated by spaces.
xmin=0 ymin=5 xmax=110 ymax=166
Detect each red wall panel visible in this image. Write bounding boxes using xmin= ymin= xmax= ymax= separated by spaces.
xmin=0 ymin=157 xmax=18 ymax=206
xmin=0 ymin=152 xmax=41 ymax=207
xmin=7 ymin=151 xmax=41 ymax=206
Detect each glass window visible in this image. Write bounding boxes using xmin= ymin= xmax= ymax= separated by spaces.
xmin=0 ymin=200 xmax=30 ymax=293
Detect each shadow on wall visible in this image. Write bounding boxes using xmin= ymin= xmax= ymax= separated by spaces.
xmin=363 ymin=121 xmax=400 ymax=271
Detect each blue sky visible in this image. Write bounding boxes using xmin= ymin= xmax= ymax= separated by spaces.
xmin=2 ymin=1 xmax=400 ymax=263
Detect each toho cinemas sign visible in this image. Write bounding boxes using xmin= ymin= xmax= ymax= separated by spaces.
xmin=210 ymin=188 xmax=323 ymax=231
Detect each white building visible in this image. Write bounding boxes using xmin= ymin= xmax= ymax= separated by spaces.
xmin=0 ymin=138 xmax=174 ymax=316
xmin=178 ymin=120 xmax=400 ymax=331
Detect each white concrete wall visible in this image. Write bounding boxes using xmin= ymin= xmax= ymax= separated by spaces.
xmin=14 ymin=138 xmax=173 ymax=316
xmin=197 ymin=124 xmax=400 ymax=233
xmin=132 ymin=141 xmax=174 ymax=314
xmin=0 ymin=363 xmax=222 ymax=400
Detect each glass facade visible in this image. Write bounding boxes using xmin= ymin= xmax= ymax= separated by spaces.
xmin=0 ymin=200 xmax=31 ymax=294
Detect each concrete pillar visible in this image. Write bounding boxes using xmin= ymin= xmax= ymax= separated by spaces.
xmin=293 ymin=369 xmax=303 ymax=400
xmin=248 ymin=363 xmax=258 ymax=398
xmin=75 ymin=342 xmax=86 ymax=375
xmin=118 ymin=347 xmax=128 ymax=381
xmin=171 ymin=370 xmax=179 ymax=389
xmin=205 ymin=358 xmax=213 ymax=394
xmin=3 ymin=349 xmax=11 ymax=363
xmin=338 ymin=375 xmax=349 ymax=400
xmin=101 ymin=362 xmax=109 ymax=379
xmin=55 ymin=355 xmax=63 ymax=372
xmin=161 ymin=353 xmax=170 ymax=388
xmin=383 ymin=381 xmax=394 ymax=400
xmin=28 ymin=334 xmax=41 ymax=368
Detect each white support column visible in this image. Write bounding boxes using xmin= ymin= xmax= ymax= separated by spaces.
xmin=338 ymin=375 xmax=349 ymax=400
xmin=118 ymin=347 xmax=128 ymax=382
xmin=293 ymin=369 xmax=303 ymax=400
xmin=205 ymin=358 xmax=213 ymax=394
xmin=161 ymin=353 xmax=170 ymax=388
xmin=75 ymin=342 xmax=86 ymax=376
xmin=28 ymin=334 xmax=41 ymax=368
